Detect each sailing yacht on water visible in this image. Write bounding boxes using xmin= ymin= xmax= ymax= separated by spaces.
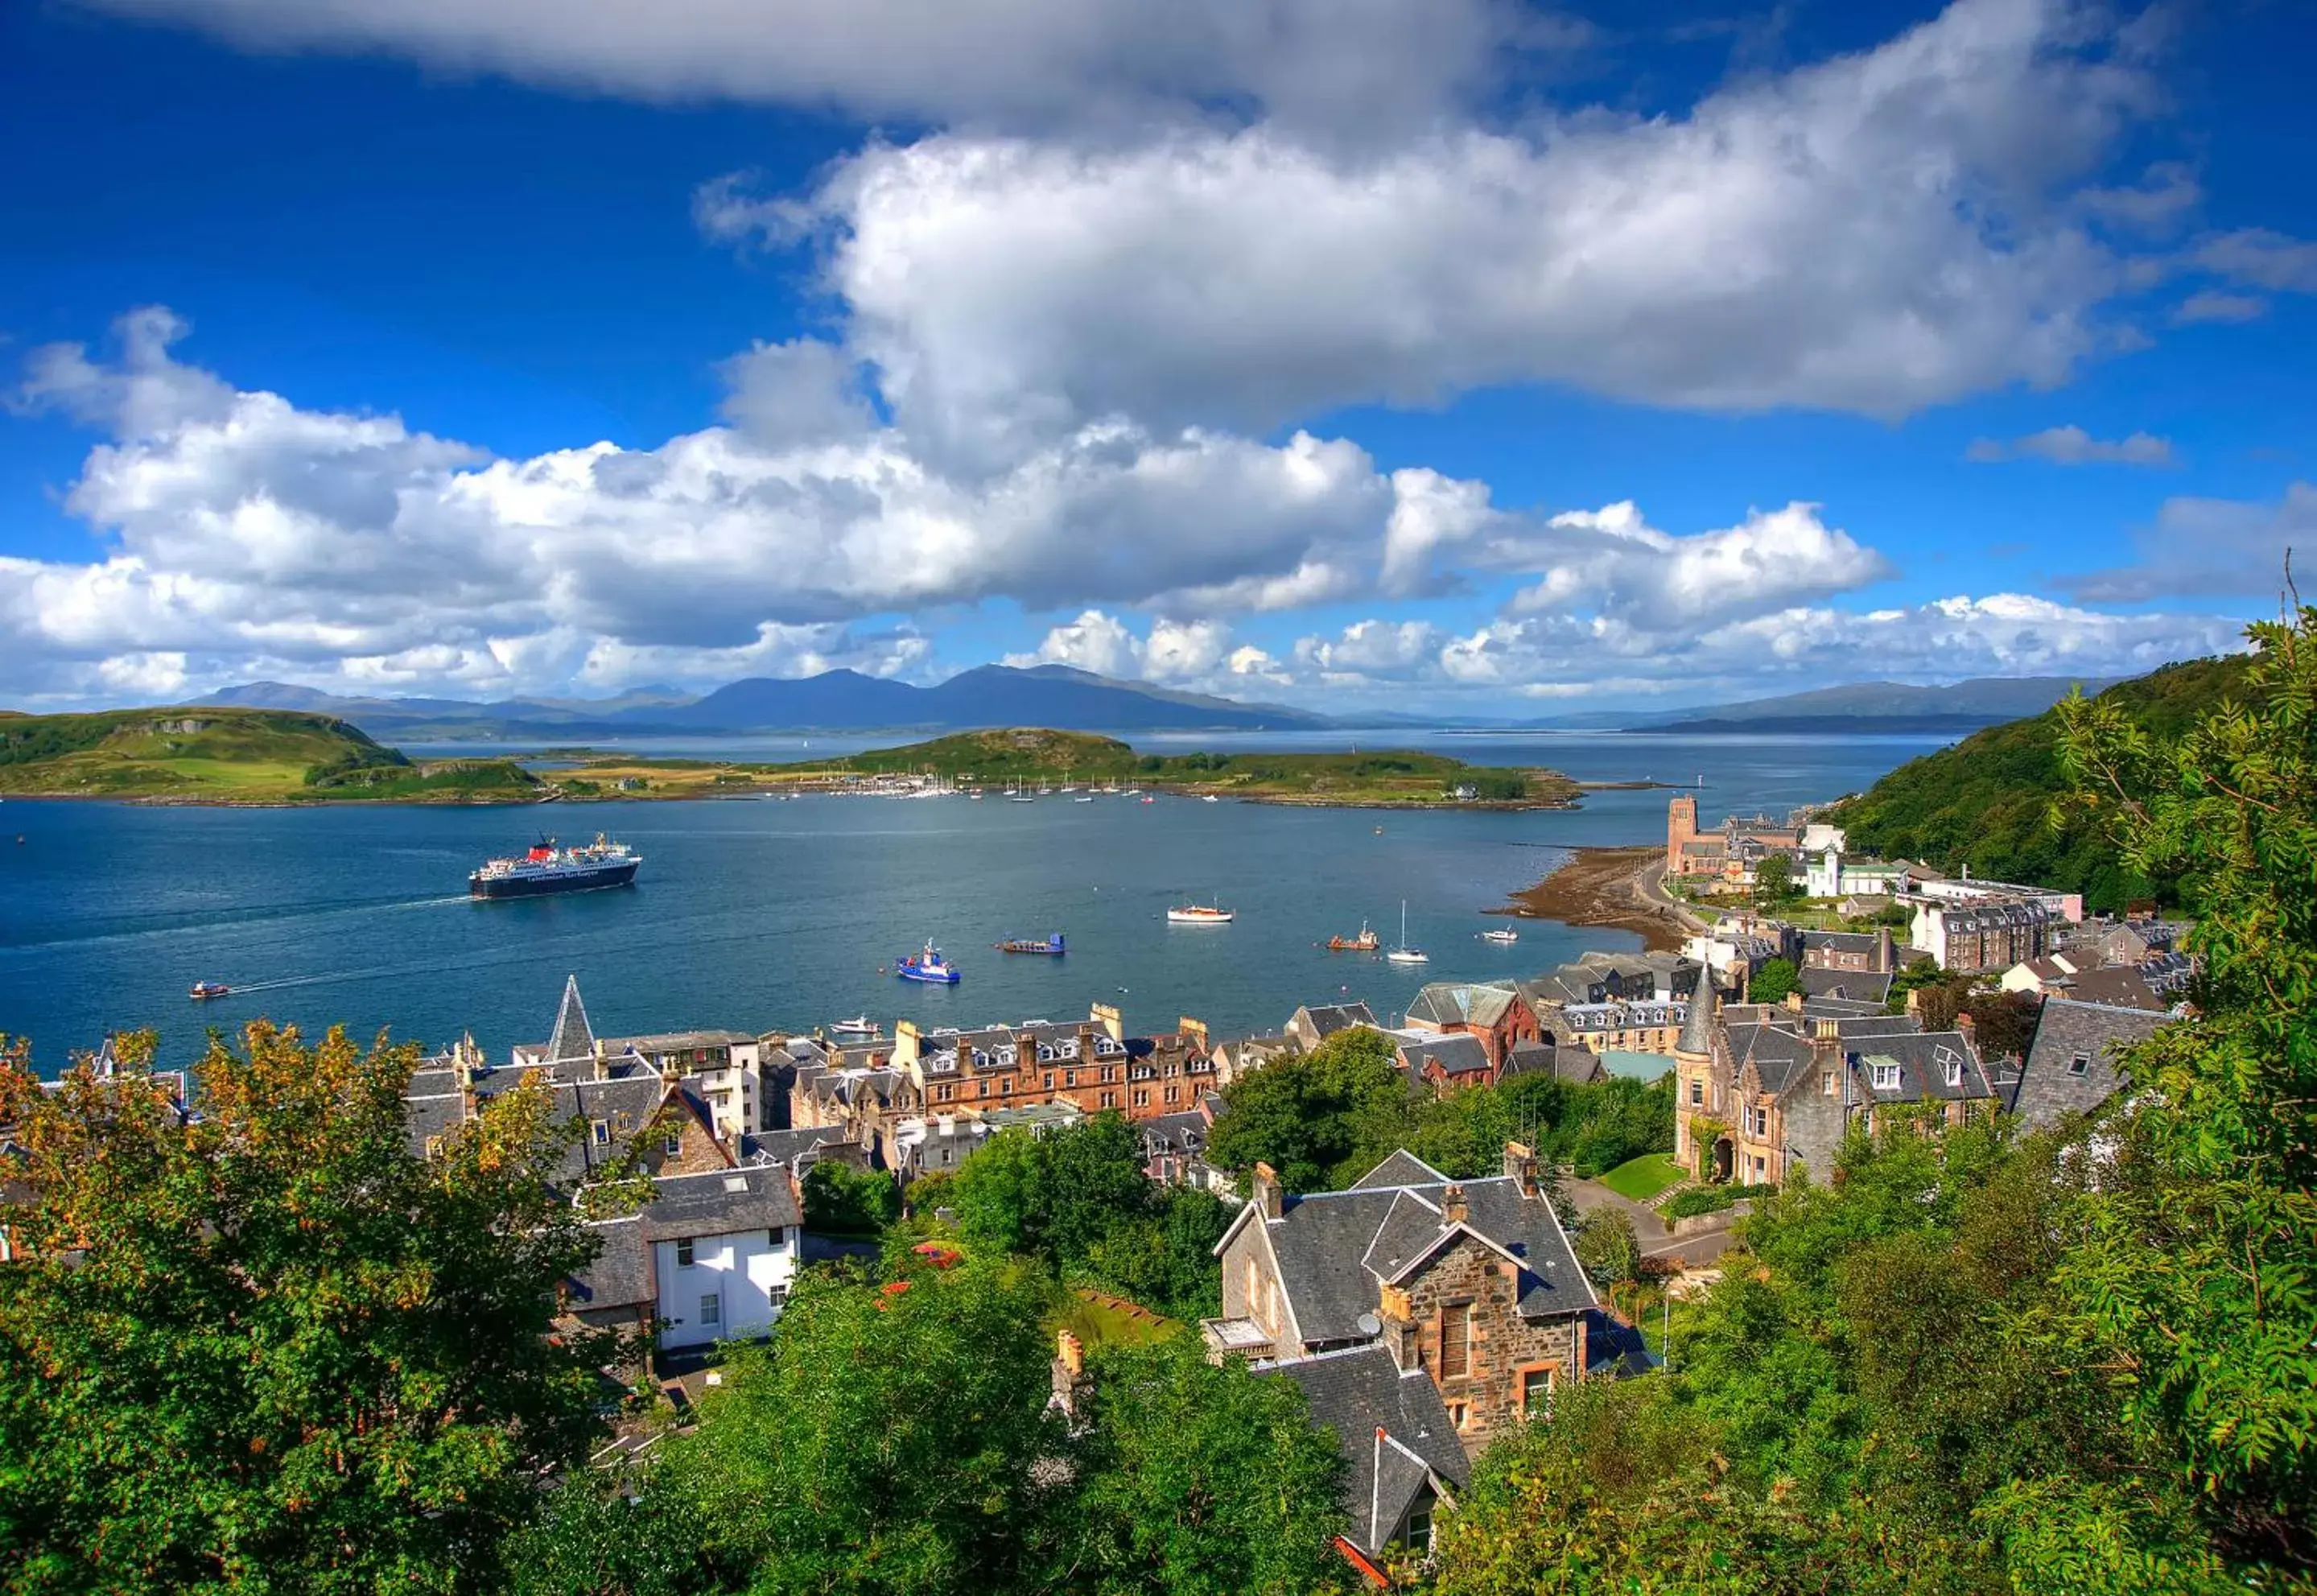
xmin=1386 ymin=900 xmax=1429 ymax=964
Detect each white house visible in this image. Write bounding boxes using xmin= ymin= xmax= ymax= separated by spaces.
xmin=567 ymin=1162 xmax=804 ymax=1348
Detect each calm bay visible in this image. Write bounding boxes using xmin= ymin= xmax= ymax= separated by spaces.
xmin=0 ymin=731 xmax=1944 ymax=1066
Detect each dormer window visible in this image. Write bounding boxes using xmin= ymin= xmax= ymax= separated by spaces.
xmin=1870 ymin=1062 xmax=1901 ymax=1091
xmin=1944 ymin=1058 xmax=1965 ymax=1087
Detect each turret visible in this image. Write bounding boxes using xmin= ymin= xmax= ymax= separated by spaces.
xmin=1675 ymin=973 xmax=1717 ymax=1062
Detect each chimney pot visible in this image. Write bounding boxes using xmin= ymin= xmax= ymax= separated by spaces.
xmin=1503 ymin=1140 xmax=1540 ymax=1197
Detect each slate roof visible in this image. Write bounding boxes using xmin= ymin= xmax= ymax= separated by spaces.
xmin=1298 ymin=1002 xmax=1379 ymax=1039
xmin=740 ymin=1125 xmax=851 ymax=1166
xmin=1852 ymin=1030 xmax=1997 ymax=1106
xmin=1676 ymin=978 xmax=1717 ymax=1056
xmin=1255 ymin=1154 xmax=1593 ymax=1346
xmin=1503 ymin=1038 xmax=1606 ymax=1084
xmin=1800 ymin=996 xmax=1890 ymax=1021
xmin=1405 ymin=982 xmax=1519 ymax=1030
xmin=1399 ymin=1032 xmax=1493 ymax=1078
xmin=1796 ymin=967 xmax=1893 ymax=1003
xmin=1258 ymin=1345 xmax=1470 ymax=1556
xmin=1801 ymin=930 xmax=1881 ymax=959
xmin=2011 ymin=998 xmax=2170 ymax=1131
xmin=631 ymin=1162 xmax=801 ymax=1241
xmin=567 ymin=1219 xmax=653 ymax=1314
xmin=2055 ymin=967 xmax=2167 ymax=1012
xmin=1138 ymin=1109 xmax=1211 ymax=1159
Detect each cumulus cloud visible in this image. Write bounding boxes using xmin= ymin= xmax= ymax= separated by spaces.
xmin=2 ymin=311 xmax=1402 ymax=699
xmin=2059 ymin=483 xmax=2317 ymax=603
xmin=1007 ymin=611 xmax=1239 ymax=685
xmin=2194 ymin=228 xmax=2317 ymax=294
xmin=1965 ymin=425 xmax=2175 ymax=465
xmin=79 ymin=0 xmax=1519 ymax=138
xmin=774 ymin=0 xmax=2155 ymax=460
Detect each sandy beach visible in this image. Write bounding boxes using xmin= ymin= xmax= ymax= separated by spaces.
xmin=1499 ymin=844 xmax=1700 ymax=953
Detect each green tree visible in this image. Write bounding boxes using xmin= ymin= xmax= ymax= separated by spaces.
xmin=1747 ymin=956 xmax=1800 ymax=1005
xmin=0 ymin=1022 xmax=610 ymax=1594
xmin=1573 ymin=1209 xmax=1641 ymax=1289
xmin=1206 ymin=1027 xmax=1411 ymax=1191
xmin=653 ymin=1255 xmax=1066 ymax=1594
xmin=800 ymin=1157 xmax=900 ymax=1236
xmin=2046 ymin=597 xmax=2317 ymax=1557
xmin=1070 ymin=1336 xmax=1349 ymax=1595
xmin=1754 ymin=850 xmax=1799 ymax=905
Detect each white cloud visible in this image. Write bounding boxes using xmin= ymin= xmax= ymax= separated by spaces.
xmin=1007 ymin=612 xmax=1238 ymax=686
xmin=2194 ymin=228 xmax=2317 ymax=293
xmin=2170 ymin=291 xmax=2267 ymax=326
xmin=1965 ymin=424 xmax=2175 ymax=465
xmin=1007 ymin=610 xmax=1144 ymax=678
xmin=2 ymin=311 xmax=1396 ymax=699
xmin=783 ymin=0 xmax=2154 ymax=461
xmin=80 ymin=0 xmax=1519 ymax=138
xmin=1296 ymin=618 xmax=1445 ymax=674
xmin=2059 ymin=483 xmax=2317 ymax=603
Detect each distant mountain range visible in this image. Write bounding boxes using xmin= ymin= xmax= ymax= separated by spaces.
xmin=1622 ymin=676 xmax=2124 ymax=735
xmin=191 ymin=667 xmax=2131 ymax=741
xmin=198 ymin=665 xmax=1334 ymax=736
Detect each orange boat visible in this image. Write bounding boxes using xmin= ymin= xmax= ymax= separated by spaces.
xmin=1326 ymin=921 xmax=1380 ymax=952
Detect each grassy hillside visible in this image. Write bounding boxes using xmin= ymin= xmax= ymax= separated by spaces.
xmin=1829 ymin=654 xmax=2253 ymax=911
xmin=0 ymin=708 xmax=538 ymax=803
xmin=822 ymin=727 xmax=1577 ymax=806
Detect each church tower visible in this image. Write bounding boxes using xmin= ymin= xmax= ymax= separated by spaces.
xmin=1666 ymin=793 xmax=1699 ymax=874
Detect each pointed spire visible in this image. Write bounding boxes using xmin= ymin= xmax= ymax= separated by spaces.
xmin=1676 ymin=972 xmax=1718 ymax=1060
xmin=547 ymin=975 xmax=595 ymax=1067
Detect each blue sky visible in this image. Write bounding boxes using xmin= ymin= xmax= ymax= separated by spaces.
xmin=3 ymin=0 xmax=2313 ymax=714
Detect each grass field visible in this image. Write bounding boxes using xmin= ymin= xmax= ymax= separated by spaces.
xmin=1598 ymin=1153 xmax=1688 ymax=1202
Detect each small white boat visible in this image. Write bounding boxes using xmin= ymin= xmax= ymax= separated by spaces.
xmin=1074 ymin=795 xmax=1095 ymax=803
xmin=1167 ymin=903 xmax=1235 ymax=925
xmin=1479 ymin=927 xmax=1519 ymax=945
xmin=829 ymin=1015 xmax=880 ymax=1038
xmin=1387 ymin=901 xmax=1429 ymax=964
xmin=1201 ymin=794 xmax=1220 ymax=804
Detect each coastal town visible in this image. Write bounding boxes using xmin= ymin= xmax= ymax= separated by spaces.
xmin=2 ymin=786 xmax=2216 ymax=1588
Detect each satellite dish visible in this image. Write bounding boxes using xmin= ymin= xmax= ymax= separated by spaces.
xmin=1356 ymin=1312 xmax=1383 ymax=1337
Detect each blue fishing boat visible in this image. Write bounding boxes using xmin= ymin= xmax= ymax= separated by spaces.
xmin=897 ymin=940 xmax=962 ymax=984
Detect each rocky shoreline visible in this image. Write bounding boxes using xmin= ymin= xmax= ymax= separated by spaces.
xmin=1497 ymin=844 xmax=1698 ymax=953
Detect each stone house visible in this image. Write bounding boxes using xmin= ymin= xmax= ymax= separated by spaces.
xmin=1285 ymin=1000 xmax=1382 ymax=1053
xmin=1800 ymin=928 xmax=1897 ymax=974
xmin=1204 ymin=1144 xmax=1594 ymax=1458
xmin=1672 ymin=992 xmax=1997 ymax=1185
xmin=1259 ymin=1344 xmax=1469 ymax=1577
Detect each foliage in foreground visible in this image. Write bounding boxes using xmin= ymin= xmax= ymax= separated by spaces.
xmin=0 ymin=1024 xmax=608 ymax=1594
xmin=517 ymin=1258 xmax=1349 ymax=1596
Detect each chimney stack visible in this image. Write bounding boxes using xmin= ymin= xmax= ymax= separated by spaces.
xmin=1875 ymin=926 xmax=1894 ymax=974
xmin=1441 ymin=1183 xmax=1468 ymax=1225
xmin=1954 ymin=1012 xmax=1977 ymax=1046
xmin=1785 ymin=988 xmax=1806 ymax=1012
xmin=1051 ymin=1330 xmax=1092 ymax=1418
xmin=1252 ymin=1161 xmax=1284 ymax=1220
xmin=1503 ymin=1140 xmax=1540 ymax=1198
xmin=1813 ymin=1017 xmax=1840 ymax=1042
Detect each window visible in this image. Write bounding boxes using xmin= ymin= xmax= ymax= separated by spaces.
xmin=767 ymin=1285 xmax=789 ymax=1309
xmin=1444 ymin=1399 xmax=1471 ymax=1431
xmin=664 ymin=1132 xmax=682 ymax=1156
xmin=1132 ymin=1090 xmax=1148 ymax=1108
xmin=590 ymin=1119 xmax=611 ymax=1146
xmin=1064 ymin=1070 xmax=1077 ymax=1087
xmin=1870 ymin=1062 xmax=1901 ymax=1091
xmin=675 ymin=1237 xmax=695 ymax=1267
xmin=699 ymin=1292 xmax=719 ymax=1326
xmin=1821 ymin=1070 xmax=1837 ymax=1096
xmin=1438 ymin=1303 xmax=1471 ymax=1379
xmin=1100 ymin=1092 xmax=1116 ymax=1109
xmin=1519 ymin=1365 xmax=1556 ymax=1417
xmin=1042 ymin=1073 xmax=1054 ymax=1090
xmin=767 ymin=1229 xmax=785 ymax=1249
xmin=1688 ymin=1079 xmax=1703 ymax=1105
xmin=2068 ymin=1052 xmax=2091 ymax=1077
xmin=1944 ymin=1058 xmax=1965 ymax=1087
xmin=1401 ymin=1507 xmax=1433 ymax=1553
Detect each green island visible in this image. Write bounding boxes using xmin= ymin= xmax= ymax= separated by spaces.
xmin=1829 ymin=652 xmax=2251 ymax=912
xmin=0 ymin=707 xmax=540 ymax=803
xmin=781 ymin=727 xmax=1578 ymax=807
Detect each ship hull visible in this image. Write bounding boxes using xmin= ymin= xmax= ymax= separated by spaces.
xmin=469 ymin=860 xmax=641 ymax=899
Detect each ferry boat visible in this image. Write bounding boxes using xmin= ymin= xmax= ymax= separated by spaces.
xmin=1326 ymin=921 xmax=1380 ymax=952
xmin=1167 ymin=903 xmax=1235 ymax=925
xmin=469 ymin=834 xmax=641 ymax=899
xmin=1386 ymin=901 xmax=1429 ymax=964
xmin=996 ymin=933 xmax=1067 ymax=955
xmin=897 ymin=941 xmax=963 ymax=984
xmin=829 ymin=1015 xmax=881 ymax=1038
xmin=188 ymin=981 xmax=231 ymax=1001
xmin=1479 ymin=926 xmax=1519 ymax=945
